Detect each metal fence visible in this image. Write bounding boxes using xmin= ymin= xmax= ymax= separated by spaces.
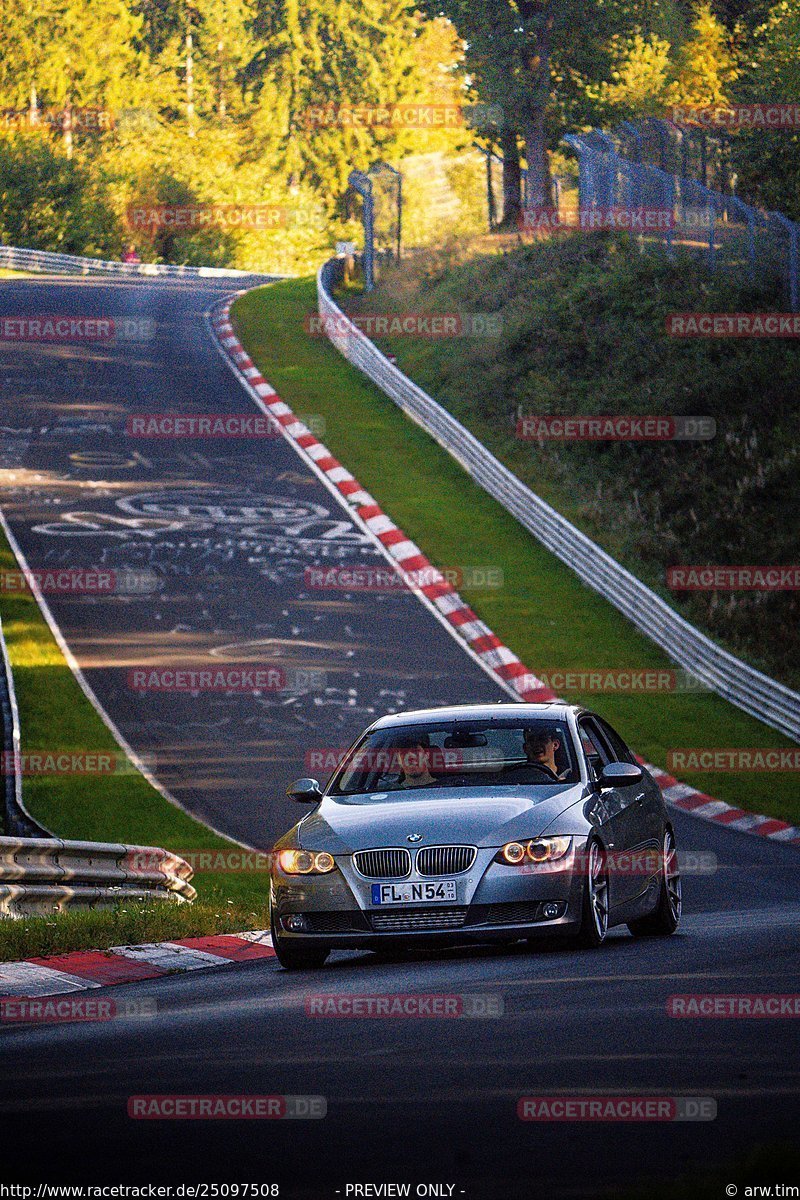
xmin=0 ymin=243 xmax=267 ymax=281
xmin=317 ymin=255 xmax=800 ymax=741
xmin=563 ymin=125 xmax=799 ymax=310
xmin=0 ymin=837 xmax=196 ymax=916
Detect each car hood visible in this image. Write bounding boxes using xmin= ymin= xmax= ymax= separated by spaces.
xmin=292 ymin=784 xmax=586 ymax=853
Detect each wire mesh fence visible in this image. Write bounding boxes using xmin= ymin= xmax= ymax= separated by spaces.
xmin=563 ymin=123 xmax=799 ymax=310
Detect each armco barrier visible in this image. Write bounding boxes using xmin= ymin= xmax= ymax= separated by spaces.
xmin=316 ymin=256 xmax=800 ymax=742
xmin=0 ymin=614 xmax=49 ymax=839
xmin=0 ymin=837 xmax=196 ymax=916
xmin=0 ymin=243 xmax=266 ymax=280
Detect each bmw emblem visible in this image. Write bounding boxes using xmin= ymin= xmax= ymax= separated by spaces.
xmin=407 ymin=833 xmax=423 ymax=843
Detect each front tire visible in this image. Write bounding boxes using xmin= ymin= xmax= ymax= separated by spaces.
xmin=270 ymin=913 xmax=329 ymax=970
xmin=576 ymin=840 xmax=610 ymax=948
xmin=627 ymin=828 xmax=682 ymax=937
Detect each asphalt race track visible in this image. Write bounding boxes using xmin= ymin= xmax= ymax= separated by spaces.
xmin=0 ymin=277 xmax=503 ymax=846
xmin=1 ymin=277 xmax=799 ymax=1198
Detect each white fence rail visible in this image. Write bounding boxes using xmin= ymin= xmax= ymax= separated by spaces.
xmin=317 ymin=256 xmax=800 ymax=742
xmin=0 ymin=837 xmax=196 ymax=916
xmin=0 ymin=243 xmax=263 ymax=280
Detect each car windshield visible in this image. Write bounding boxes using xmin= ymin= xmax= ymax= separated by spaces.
xmin=329 ymin=718 xmax=579 ymax=795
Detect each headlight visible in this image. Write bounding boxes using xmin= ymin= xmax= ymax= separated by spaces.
xmin=526 ymin=836 xmax=572 ymax=863
xmin=499 ymin=841 xmax=526 ymax=865
xmin=496 ymin=837 xmax=572 ymax=865
xmin=277 ymin=849 xmax=336 ymax=875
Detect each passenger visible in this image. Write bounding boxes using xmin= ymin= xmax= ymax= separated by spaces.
xmin=394 ymin=733 xmax=437 ymax=789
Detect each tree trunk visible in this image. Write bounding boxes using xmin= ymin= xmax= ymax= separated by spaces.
xmin=521 ymin=7 xmax=553 ymax=208
xmin=499 ymin=127 xmax=522 ymax=229
xmin=523 ymin=110 xmax=552 ymax=208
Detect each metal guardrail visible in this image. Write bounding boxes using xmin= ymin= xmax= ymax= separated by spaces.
xmin=317 ymin=256 xmax=800 ymax=741
xmin=0 ymin=499 xmax=195 ymax=905
xmin=0 ymin=837 xmax=196 ymax=916
xmin=0 ymin=615 xmax=50 ymax=839
xmin=0 ymin=244 xmax=262 ymax=280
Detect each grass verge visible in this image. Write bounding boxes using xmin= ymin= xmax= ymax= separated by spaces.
xmin=233 ymin=277 xmax=799 ymax=825
xmin=345 ymin=234 xmax=800 ymax=689
xmin=0 ymin=898 xmax=266 ymax=963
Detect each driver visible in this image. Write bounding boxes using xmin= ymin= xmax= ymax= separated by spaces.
xmin=523 ymin=724 xmax=570 ymax=780
xmin=502 ymin=724 xmax=570 ymax=783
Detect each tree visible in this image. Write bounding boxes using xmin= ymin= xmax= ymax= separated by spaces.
xmin=732 ymin=0 xmax=800 ymax=218
xmin=244 ymin=0 xmax=469 ymax=199
xmin=667 ymin=1 xmax=739 ymax=106
xmin=600 ymin=31 xmax=673 ymax=118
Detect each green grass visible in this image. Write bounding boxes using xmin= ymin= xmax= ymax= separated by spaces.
xmin=347 ymin=234 xmax=800 ymax=689
xmin=0 ymin=897 xmax=267 ymax=962
xmin=0 ymin=525 xmax=270 ymax=946
xmin=233 ymin=277 xmax=800 ymax=825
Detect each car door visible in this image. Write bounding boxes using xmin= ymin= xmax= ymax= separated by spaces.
xmin=579 ymin=715 xmax=645 ymax=908
xmin=577 ymin=717 xmax=629 ymax=912
xmin=592 ymin=715 xmax=659 ymax=904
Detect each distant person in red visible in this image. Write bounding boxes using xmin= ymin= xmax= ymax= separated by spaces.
xmin=122 ymin=243 xmax=141 ymax=264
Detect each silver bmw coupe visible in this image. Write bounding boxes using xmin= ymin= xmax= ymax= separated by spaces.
xmin=269 ymin=703 xmax=681 ymax=968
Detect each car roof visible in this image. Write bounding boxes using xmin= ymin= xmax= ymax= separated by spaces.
xmin=369 ymin=702 xmax=578 ymax=730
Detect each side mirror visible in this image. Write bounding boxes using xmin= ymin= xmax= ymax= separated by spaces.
xmin=597 ymin=762 xmax=644 ymax=789
xmin=286 ymin=777 xmax=323 ymax=803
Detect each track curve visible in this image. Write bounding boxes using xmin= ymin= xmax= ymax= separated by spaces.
xmin=1 ymin=276 xmax=798 ymax=1198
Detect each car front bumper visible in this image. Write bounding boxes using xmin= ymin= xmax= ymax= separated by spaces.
xmin=270 ymin=851 xmax=587 ymax=949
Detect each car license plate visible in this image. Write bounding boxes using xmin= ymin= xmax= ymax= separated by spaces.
xmin=371 ymin=880 xmax=457 ymax=905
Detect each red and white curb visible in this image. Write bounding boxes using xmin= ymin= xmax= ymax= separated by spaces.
xmin=0 ymin=931 xmax=273 ymax=1000
xmin=208 ymin=298 xmax=800 ymax=851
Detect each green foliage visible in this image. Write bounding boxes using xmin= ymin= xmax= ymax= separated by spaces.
xmin=353 ymin=235 xmax=800 ymax=691
xmin=0 ymin=0 xmax=796 ymax=264
xmin=667 ymin=1 xmax=739 ymax=104
xmin=732 ymin=0 xmax=800 ymax=218
xmin=0 ymin=134 xmax=122 ymax=254
xmin=234 ymin=275 xmax=800 ymax=824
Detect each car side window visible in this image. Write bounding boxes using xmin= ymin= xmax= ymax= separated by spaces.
xmin=595 ymin=717 xmax=636 ymax=765
xmin=578 ymin=719 xmax=612 ymax=780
